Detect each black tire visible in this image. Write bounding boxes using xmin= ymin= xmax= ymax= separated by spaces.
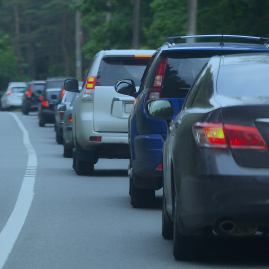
xmin=162 ymin=191 xmax=173 ymax=239
xmin=173 ymin=199 xmax=202 ymax=261
xmin=22 ymin=106 xmax=29 ymax=115
xmin=63 ymin=146 xmax=73 ymax=158
xmin=56 ymin=131 xmax=63 ymax=144
xmin=130 ymin=173 xmax=155 ymax=208
xmin=74 ymin=147 xmax=94 ymax=175
xmin=39 ymin=117 xmax=45 ymax=127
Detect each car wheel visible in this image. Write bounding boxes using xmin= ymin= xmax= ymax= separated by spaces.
xmin=162 ymin=190 xmax=173 ymax=240
xmin=130 ymin=173 xmax=155 ymax=208
xmin=74 ymin=145 xmax=94 ymax=176
xmin=22 ymin=106 xmax=29 ymax=115
xmin=39 ymin=117 xmax=45 ymax=127
xmin=173 ymin=197 xmax=202 ymax=261
xmin=56 ymin=131 xmax=63 ymax=144
xmin=63 ymin=146 xmax=73 ymax=158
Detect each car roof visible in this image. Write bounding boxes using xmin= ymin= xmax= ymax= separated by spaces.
xmin=162 ymin=42 xmax=269 ymax=52
xmin=8 ymin=82 xmax=27 ymax=86
xmin=101 ymin=49 xmax=155 ymax=56
xmin=219 ymin=52 xmax=269 ymax=66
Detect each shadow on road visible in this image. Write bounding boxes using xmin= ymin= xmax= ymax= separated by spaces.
xmin=190 ymin=236 xmax=269 ymax=266
xmin=94 ymin=169 xmax=128 ymax=177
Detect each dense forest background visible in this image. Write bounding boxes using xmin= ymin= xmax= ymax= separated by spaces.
xmin=0 ymin=0 xmax=269 ymax=89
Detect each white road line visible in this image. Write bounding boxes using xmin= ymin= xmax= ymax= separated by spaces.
xmin=0 ymin=113 xmax=37 ymax=268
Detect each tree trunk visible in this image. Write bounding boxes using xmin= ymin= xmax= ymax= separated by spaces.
xmin=186 ymin=0 xmax=197 ymax=43
xmin=23 ymin=10 xmax=35 ymax=79
xmin=62 ymin=3 xmax=69 ymax=77
xmin=132 ymin=0 xmax=140 ymax=49
xmin=14 ymin=5 xmax=24 ymax=75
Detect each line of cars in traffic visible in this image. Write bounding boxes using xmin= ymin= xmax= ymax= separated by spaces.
xmin=2 ymin=34 xmax=269 ymax=261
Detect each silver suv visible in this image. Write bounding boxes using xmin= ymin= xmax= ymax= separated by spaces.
xmin=65 ymin=49 xmax=155 ymax=175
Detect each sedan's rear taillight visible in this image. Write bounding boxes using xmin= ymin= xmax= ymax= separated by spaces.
xmin=193 ymin=123 xmax=227 ymax=148
xmin=6 ymin=88 xmax=12 ymax=96
xmin=193 ymin=122 xmax=268 ymax=150
xmin=224 ymin=124 xmax=268 ymax=150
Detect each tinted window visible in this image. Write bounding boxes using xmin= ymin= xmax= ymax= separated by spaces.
xmin=12 ymin=87 xmax=25 ymax=93
xmin=46 ymin=81 xmax=64 ymax=89
xmin=162 ymin=57 xmax=209 ymax=98
xmin=96 ymin=57 xmax=151 ymax=86
xmin=32 ymin=84 xmax=45 ymax=93
xmin=217 ymin=64 xmax=269 ymax=96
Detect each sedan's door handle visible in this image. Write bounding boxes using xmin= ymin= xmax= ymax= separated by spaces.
xmin=112 ymin=97 xmax=135 ymax=102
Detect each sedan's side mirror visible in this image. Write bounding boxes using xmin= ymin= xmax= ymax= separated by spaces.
xmin=64 ymin=79 xmax=79 ymax=93
xmin=58 ymin=103 xmax=66 ymax=111
xmin=114 ymin=79 xmax=137 ymax=98
xmin=145 ymin=99 xmax=173 ymax=121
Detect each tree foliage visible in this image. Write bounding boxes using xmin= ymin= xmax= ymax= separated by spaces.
xmin=1 ymin=0 xmax=269 ymax=89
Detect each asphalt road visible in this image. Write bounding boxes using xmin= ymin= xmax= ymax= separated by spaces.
xmin=0 ymin=111 xmax=269 ymax=269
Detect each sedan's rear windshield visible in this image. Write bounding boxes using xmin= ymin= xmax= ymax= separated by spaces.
xmin=96 ymin=57 xmax=151 ymax=86
xmin=217 ymin=63 xmax=269 ymax=96
xmin=11 ymin=87 xmax=25 ymax=93
xmin=162 ymin=57 xmax=209 ymax=98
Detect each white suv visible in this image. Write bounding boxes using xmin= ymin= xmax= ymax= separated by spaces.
xmin=66 ymin=49 xmax=155 ymax=175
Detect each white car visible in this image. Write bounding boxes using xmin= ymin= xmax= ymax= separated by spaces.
xmin=1 ymin=82 xmax=27 ymax=110
xmin=67 ymin=49 xmax=155 ymax=175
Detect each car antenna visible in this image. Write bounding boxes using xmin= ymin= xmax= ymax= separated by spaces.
xmin=220 ymin=30 xmax=224 ymax=46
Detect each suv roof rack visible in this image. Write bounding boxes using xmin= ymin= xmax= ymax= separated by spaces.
xmin=166 ymin=35 xmax=269 ymax=47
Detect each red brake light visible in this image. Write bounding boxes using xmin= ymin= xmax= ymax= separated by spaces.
xmin=156 ymin=163 xmax=162 ymax=170
xmin=224 ymin=124 xmax=268 ymax=150
xmin=89 ymin=136 xmax=101 ymax=142
xmin=26 ymin=84 xmax=33 ymax=98
xmin=69 ymin=113 xmax=72 ymax=123
xmin=6 ymin=88 xmax=12 ymax=96
xmin=61 ymin=88 xmax=65 ymax=98
xmin=145 ymin=57 xmax=167 ymax=103
xmin=86 ymin=77 xmax=96 ymax=90
xmin=40 ymin=96 xmax=44 ymax=101
xmin=193 ymin=123 xmax=227 ymax=148
xmin=41 ymin=101 xmax=49 ymax=107
xmin=193 ymin=122 xmax=268 ymax=150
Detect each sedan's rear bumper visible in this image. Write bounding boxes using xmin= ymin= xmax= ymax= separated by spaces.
xmin=177 ymin=174 xmax=269 ymax=233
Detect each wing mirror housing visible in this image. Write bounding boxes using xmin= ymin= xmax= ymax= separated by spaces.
xmin=145 ymin=99 xmax=173 ymax=122
xmin=64 ymin=79 xmax=79 ymax=93
xmin=114 ymin=79 xmax=138 ymax=98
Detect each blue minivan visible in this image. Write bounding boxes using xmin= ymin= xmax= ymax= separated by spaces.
xmin=115 ymin=35 xmax=269 ymax=208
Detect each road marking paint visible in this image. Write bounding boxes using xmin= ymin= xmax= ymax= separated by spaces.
xmin=0 ymin=113 xmax=37 ymax=268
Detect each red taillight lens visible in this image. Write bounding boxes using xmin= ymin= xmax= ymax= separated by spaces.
xmin=86 ymin=77 xmax=96 ymax=90
xmin=193 ymin=122 xmax=268 ymax=150
xmin=193 ymin=123 xmax=227 ymax=148
xmin=6 ymin=88 xmax=12 ymax=96
xmin=41 ymin=101 xmax=49 ymax=107
xmin=26 ymin=84 xmax=33 ymax=98
xmin=61 ymin=88 xmax=65 ymax=98
xmin=145 ymin=57 xmax=167 ymax=103
xmin=156 ymin=163 xmax=162 ymax=170
xmin=69 ymin=113 xmax=72 ymax=123
xmin=40 ymin=96 xmax=44 ymax=101
xmin=224 ymin=124 xmax=268 ymax=150
xmin=89 ymin=136 xmax=101 ymax=142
